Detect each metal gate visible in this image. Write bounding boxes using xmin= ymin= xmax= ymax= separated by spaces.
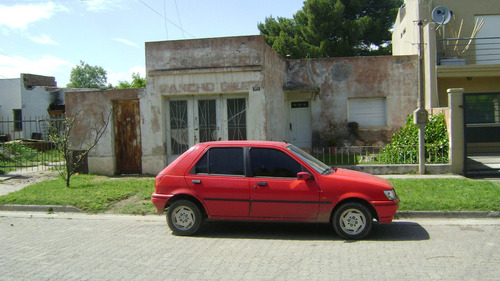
xmin=463 ymin=92 xmax=500 ymax=176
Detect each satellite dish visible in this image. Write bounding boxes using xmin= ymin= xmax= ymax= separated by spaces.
xmin=432 ymin=6 xmax=452 ymax=25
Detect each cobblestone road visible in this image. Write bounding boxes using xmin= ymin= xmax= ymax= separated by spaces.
xmin=1 ymin=212 xmax=498 ymax=280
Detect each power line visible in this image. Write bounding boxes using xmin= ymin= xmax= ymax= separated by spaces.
xmin=173 ymin=0 xmax=185 ymax=39
xmin=137 ymin=0 xmax=195 ymax=39
xmin=163 ymin=0 xmax=169 ymax=39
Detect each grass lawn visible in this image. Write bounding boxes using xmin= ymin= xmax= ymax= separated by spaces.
xmin=0 ymin=174 xmax=155 ymax=214
xmin=389 ymin=178 xmax=500 ymax=211
xmin=0 ymin=175 xmax=499 ymax=213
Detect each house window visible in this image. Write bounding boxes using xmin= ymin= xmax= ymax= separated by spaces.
xmin=227 ymin=98 xmax=246 ymax=140
xmin=166 ymin=96 xmax=248 ymax=156
xmin=13 ymin=109 xmax=22 ymax=131
xmin=169 ymin=100 xmax=189 ymax=154
xmin=348 ymin=98 xmax=387 ymax=127
xmin=198 ymin=100 xmax=217 ymax=142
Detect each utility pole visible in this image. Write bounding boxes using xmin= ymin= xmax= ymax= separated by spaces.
xmin=414 ymin=20 xmax=428 ymax=175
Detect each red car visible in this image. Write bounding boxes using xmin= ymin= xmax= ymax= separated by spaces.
xmin=152 ymin=141 xmax=398 ymax=239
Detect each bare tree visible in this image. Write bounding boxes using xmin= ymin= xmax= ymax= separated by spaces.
xmin=49 ymin=111 xmax=110 ymax=187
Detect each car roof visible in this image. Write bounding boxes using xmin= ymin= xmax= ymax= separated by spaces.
xmin=198 ymin=140 xmax=290 ymax=148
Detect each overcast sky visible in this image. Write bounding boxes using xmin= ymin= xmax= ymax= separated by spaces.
xmin=0 ymin=0 xmax=304 ymax=87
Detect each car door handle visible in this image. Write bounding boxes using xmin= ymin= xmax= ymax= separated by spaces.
xmin=192 ymin=179 xmax=201 ymax=184
xmin=254 ymin=182 xmax=267 ymax=189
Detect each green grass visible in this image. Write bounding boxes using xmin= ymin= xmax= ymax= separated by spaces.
xmin=0 ymin=176 xmax=499 ymax=213
xmin=389 ymin=178 xmax=500 ymax=211
xmin=0 ymin=174 xmax=155 ymax=213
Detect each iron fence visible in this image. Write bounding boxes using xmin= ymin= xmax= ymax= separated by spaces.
xmin=0 ymin=115 xmax=65 ymax=173
xmin=311 ymin=144 xmax=449 ymax=166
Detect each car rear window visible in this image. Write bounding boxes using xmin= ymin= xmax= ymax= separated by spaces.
xmin=193 ymin=147 xmax=244 ymax=176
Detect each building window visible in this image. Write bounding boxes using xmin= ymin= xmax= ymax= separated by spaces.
xmin=198 ymin=100 xmax=217 ymax=142
xmin=169 ymin=100 xmax=188 ymax=154
xmin=348 ymin=98 xmax=387 ymax=127
xmin=13 ymin=109 xmax=22 ymax=131
xmin=227 ymin=98 xmax=247 ymax=140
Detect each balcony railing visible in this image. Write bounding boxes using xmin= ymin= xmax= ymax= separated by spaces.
xmin=437 ymin=36 xmax=500 ymax=65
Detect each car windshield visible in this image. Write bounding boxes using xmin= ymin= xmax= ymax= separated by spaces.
xmin=287 ymin=145 xmax=334 ymax=175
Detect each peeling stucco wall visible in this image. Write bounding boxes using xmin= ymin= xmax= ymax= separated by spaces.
xmin=286 ymin=55 xmax=419 ymax=145
xmin=65 ymin=88 xmax=142 ymax=175
xmin=145 ymin=36 xmax=277 ymax=173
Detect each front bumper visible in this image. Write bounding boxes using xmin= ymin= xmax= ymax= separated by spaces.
xmin=372 ymin=199 xmax=399 ymax=223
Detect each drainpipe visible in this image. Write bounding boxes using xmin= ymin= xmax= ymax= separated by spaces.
xmin=414 ymin=21 xmax=429 ymax=175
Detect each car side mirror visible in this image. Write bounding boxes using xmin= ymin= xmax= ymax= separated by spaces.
xmin=297 ymin=172 xmax=312 ymax=180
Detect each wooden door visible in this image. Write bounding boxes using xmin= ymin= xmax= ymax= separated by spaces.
xmin=113 ymin=99 xmax=142 ymax=174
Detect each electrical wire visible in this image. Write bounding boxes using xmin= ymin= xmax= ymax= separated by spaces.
xmin=137 ymin=0 xmax=195 ymax=39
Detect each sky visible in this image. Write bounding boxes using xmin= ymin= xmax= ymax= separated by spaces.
xmin=0 ymin=0 xmax=305 ymax=87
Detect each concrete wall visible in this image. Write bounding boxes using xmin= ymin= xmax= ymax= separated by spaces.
xmin=145 ymin=36 xmax=280 ymax=173
xmin=0 ymin=78 xmax=21 ymax=121
xmin=0 ymin=74 xmax=65 ymax=139
xmin=65 ymin=89 xmax=142 ymax=175
xmin=261 ymin=39 xmax=287 ymax=142
xmin=285 ymin=55 xmax=419 ymax=145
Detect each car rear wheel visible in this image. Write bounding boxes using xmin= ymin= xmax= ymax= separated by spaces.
xmin=333 ymin=202 xmax=372 ymax=240
xmin=166 ymin=200 xmax=202 ymax=236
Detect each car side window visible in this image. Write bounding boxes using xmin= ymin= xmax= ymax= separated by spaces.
xmin=250 ymin=148 xmax=303 ymax=178
xmin=193 ymin=147 xmax=244 ymax=176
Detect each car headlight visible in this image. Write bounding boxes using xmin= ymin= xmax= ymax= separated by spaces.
xmin=384 ymin=189 xmax=397 ymax=201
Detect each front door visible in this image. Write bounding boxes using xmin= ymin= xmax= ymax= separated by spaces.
xmin=248 ymin=147 xmax=320 ymax=219
xmin=289 ymin=101 xmax=312 ymax=149
xmin=113 ymin=99 xmax=142 ymax=174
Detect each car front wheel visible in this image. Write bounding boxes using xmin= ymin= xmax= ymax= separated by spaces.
xmin=166 ymin=200 xmax=202 ymax=236
xmin=333 ymin=202 xmax=373 ymax=240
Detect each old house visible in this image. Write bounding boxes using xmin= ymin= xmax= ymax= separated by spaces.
xmin=0 ymin=74 xmax=68 ymax=141
xmin=67 ymin=35 xmax=419 ymax=175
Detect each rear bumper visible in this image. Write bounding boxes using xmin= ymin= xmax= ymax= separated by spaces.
xmin=151 ymin=193 xmax=173 ymax=213
xmin=372 ymin=199 xmax=399 ymax=224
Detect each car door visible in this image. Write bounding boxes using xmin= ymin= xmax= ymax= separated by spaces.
xmin=248 ymin=147 xmax=320 ymax=219
xmin=185 ymin=147 xmax=250 ymax=217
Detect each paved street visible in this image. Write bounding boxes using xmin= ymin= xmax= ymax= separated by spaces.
xmin=1 ymin=212 xmax=498 ymax=281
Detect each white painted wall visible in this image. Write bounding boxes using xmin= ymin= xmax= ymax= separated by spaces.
xmin=0 ymin=78 xmax=22 ymax=121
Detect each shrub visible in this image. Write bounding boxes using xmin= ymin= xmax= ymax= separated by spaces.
xmin=381 ymin=113 xmax=449 ymax=164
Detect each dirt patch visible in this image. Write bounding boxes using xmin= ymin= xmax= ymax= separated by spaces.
xmin=0 ymin=170 xmax=58 ymax=196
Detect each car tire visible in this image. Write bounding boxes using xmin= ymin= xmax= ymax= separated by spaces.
xmin=166 ymin=200 xmax=203 ymax=236
xmin=332 ymin=202 xmax=373 ymax=240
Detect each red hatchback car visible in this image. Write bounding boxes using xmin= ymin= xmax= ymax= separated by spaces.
xmin=152 ymin=141 xmax=398 ymax=239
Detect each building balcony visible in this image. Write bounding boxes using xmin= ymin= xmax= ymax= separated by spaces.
xmin=436 ymin=36 xmax=500 ymax=78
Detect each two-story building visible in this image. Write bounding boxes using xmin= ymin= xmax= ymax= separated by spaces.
xmin=392 ymin=0 xmax=500 ymax=174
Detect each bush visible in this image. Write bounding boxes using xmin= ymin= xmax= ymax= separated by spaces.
xmin=381 ymin=113 xmax=449 ymax=164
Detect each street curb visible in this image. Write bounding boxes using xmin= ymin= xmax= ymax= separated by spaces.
xmin=0 ymin=204 xmax=499 ymax=218
xmin=395 ymin=211 xmax=500 ymax=219
xmin=0 ymin=205 xmax=83 ymax=213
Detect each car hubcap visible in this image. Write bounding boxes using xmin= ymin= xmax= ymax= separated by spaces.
xmin=339 ymin=208 xmax=366 ymax=235
xmin=172 ymin=206 xmax=195 ymax=230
